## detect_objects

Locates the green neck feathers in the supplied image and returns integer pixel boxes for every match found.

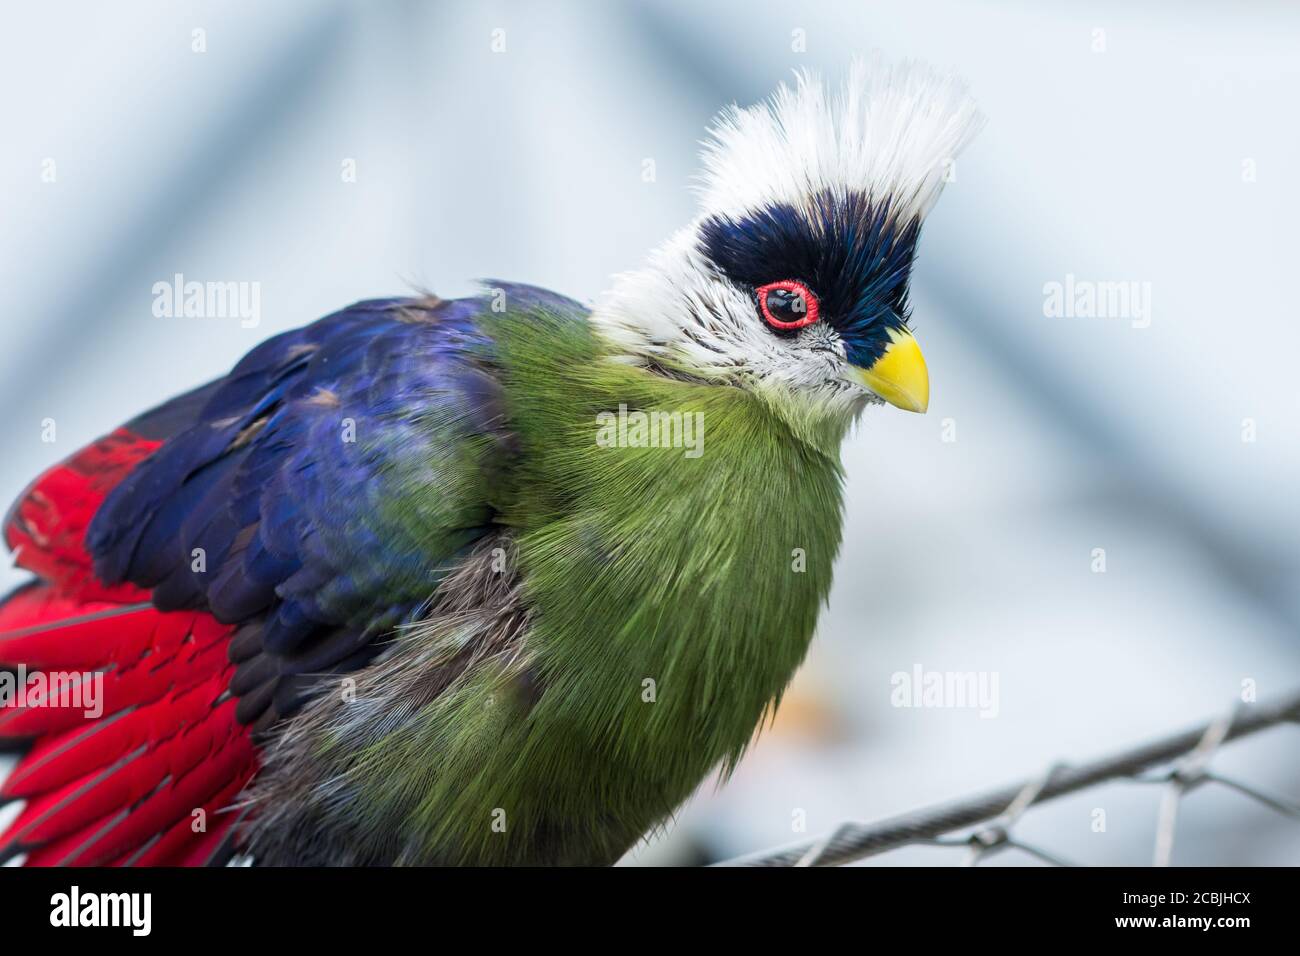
[349,306,851,864]
[482,307,849,858]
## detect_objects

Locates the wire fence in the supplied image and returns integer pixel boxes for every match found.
[716,688,1300,867]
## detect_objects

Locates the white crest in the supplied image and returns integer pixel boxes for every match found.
[591,56,983,422]
[698,55,984,224]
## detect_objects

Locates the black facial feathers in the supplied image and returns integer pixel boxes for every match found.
[698,190,920,368]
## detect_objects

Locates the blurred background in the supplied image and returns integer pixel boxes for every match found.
[1,0,1297,865]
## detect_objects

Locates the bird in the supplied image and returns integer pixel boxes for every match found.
[0,57,982,866]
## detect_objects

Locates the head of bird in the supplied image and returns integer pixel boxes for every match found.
[590,56,984,441]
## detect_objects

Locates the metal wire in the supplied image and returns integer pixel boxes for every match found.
[716,688,1300,867]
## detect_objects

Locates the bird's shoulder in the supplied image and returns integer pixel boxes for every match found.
[79,286,583,726]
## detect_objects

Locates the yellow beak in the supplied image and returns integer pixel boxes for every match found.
[850,328,930,413]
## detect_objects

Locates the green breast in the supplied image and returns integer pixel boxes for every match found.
[473,307,849,860]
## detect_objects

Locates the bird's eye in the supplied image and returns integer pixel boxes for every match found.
[756,280,819,331]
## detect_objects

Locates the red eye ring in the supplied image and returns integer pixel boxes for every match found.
[756,280,820,330]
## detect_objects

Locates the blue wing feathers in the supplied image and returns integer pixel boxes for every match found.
[83,288,587,725]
